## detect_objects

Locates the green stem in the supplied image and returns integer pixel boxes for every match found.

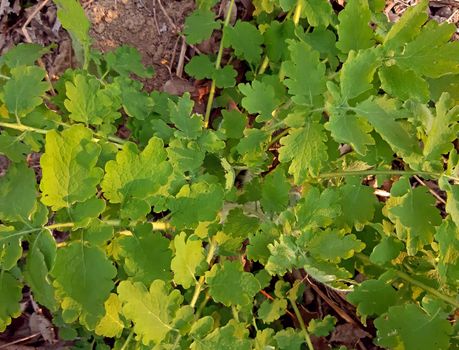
[258,55,270,76]
[0,121,127,148]
[267,128,290,149]
[203,0,236,128]
[356,253,459,309]
[293,0,303,26]
[120,329,134,350]
[190,239,217,308]
[0,74,10,80]
[288,296,314,350]
[318,169,459,182]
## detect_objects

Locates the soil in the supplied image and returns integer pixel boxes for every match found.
[83,0,196,91]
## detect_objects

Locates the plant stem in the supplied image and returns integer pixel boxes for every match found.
[288,296,314,350]
[267,128,290,149]
[356,253,459,309]
[0,74,11,80]
[203,0,235,128]
[190,238,217,308]
[318,169,459,182]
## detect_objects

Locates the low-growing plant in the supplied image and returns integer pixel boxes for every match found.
[0,0,458,349]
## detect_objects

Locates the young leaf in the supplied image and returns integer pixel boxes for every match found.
[278,121,328,184]
[118,280,183,346]
[282,40,326,106]
[51,242,116,329]
[0,43,49,68]
[307,315,336,337]
[0,226,22,271]
[258,298,288,323]
[224,21,264,65]
[389,187,442,255]
[105,46,154,78]
[40,125,103,211]
[219,109,246,139]
[169,93,202,139]
[336,0,374,53]
[0,271,22,332]
[191,320,252,350]
[95,293,124,338]
[379,65,429,102]
[171,232,205,289]
[223,208,260,238]
[375,304,452,350]
[184,9,220,45]
[206,260,261,306]
[101,137,172,204]
[239,80,280,122]
[4,66,48,118]
[0,133,31,162]
[303,0,333,28]
[307,230,365,263]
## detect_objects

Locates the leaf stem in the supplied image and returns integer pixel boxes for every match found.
[0,121,127,148]
[0,74,11,80]
[120,329,134,350]
[288,295,314,350]
[190,238,217,308]
[356,253,459,309]
[293,0,303,26]
[203,0,235,128]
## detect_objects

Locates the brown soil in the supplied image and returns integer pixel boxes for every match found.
[84,0,196,91]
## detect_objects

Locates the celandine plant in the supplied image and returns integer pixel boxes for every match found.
[0,0,458,349]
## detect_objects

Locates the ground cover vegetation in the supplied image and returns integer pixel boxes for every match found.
[0,0,458,348]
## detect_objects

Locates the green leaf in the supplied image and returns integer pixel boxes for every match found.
[95,293,124,338]
[383,0,428,50]
[347,280,397,322]
[0,162,36,222]
[223,208,260,238]
[260,167,290,213]
[116,224,172,285]
[64,73,118,125]
[54,0,91,48]
[24,230,57,311]
[379,65,429,102]
[434,218,459,287]
[105,46,154,78]
[118,280,183,346]
[308,230,365,263]
[169,93,202,139]
[51,242,116,329]
[263,20,295,62]
[258,298,287,323]
[307,315,336,337]
[394,21,459,78]
[439,179,459,227]
[0,43,49,68]
[191,320,252,350]
[4,66,48,118]
[101,137,171,205]
[225,21,264,65]
[389,187,442,255]
[0,271,22,332]
[337,178,376,230]
[282,40,326,106]
[303,0,333,27]
[0,133,31,162]
[375,304,452,350]
[185,55,236,88]
[219,109,246,139]
[355,97,422,160]
[369,236,404,265]
[40,125,103,211]
[274,328,304,350]
[0,226,22,270]
[236,129,271,170]
[295,187,341,230]
[423,93,459,162]
[167,139,206,173]
[184,9,220,45]
[168,181,224,229]
[278,121,328,184]
[340,48,381,101]
[171,232,205,289]
[336,0,374,53]
[239,80,279,122]
[206,260,261,306]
